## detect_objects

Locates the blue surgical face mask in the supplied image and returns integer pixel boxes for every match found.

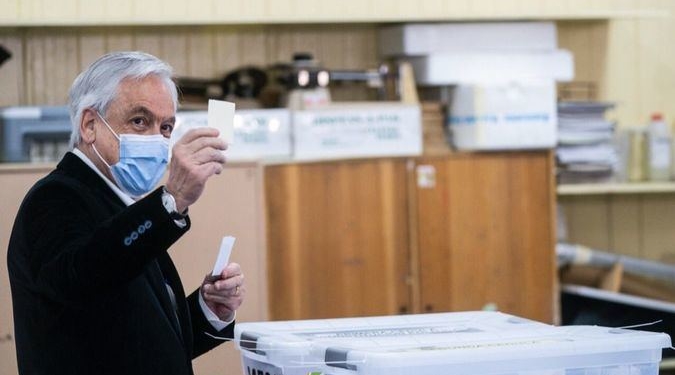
[92,111,169,198]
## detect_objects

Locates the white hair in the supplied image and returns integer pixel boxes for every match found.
[67,51,177,148]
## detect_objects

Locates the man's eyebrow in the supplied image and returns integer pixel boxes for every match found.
[127,106,175,123]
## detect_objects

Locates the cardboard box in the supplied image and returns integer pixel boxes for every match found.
[292,104,422,161]
[175,109,292,162]
[379,22,557,57]
[409,50,574,85]
[448,81,557,150]
[235,311,671,375]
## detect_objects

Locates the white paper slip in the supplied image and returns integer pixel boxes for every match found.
[208,99,235,144]
[212,236,236,277]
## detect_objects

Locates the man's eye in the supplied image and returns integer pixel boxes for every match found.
[132,117,148,126]
[161,123,174,135]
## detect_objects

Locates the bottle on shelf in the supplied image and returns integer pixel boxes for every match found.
[644,112,671,181]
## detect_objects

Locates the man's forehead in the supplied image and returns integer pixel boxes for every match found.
[110,77,176,119]
[125,105,176,121]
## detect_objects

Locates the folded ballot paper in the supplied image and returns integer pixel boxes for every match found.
[212,236,236,277]
[169,99,235,157]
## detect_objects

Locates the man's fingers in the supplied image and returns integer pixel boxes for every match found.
[213,274,244,291]
[177,127,220,145]
[192,147,227,165]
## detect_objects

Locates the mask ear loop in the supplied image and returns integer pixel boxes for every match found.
[91,110,120,168]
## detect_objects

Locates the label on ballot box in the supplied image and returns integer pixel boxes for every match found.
[234,311,671,375]
[292,104,422,161]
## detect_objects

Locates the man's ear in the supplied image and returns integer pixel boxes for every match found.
[79,108,97,144]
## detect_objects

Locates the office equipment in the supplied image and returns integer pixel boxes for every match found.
[0,106,71,163]
[235,311,671,375]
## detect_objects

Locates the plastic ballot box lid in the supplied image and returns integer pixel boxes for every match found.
[234,311,672,375]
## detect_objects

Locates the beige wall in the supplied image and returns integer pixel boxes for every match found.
[0,0,667,25]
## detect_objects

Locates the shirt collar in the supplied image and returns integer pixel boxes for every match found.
[72,148,136,206]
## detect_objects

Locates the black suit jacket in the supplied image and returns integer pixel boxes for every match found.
[7,152,233,375]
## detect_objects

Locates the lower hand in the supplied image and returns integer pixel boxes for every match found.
[200,263,245,322]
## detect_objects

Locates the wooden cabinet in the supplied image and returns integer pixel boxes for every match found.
[265,151,557,323]
[414,152,557,323]
[265,159,411,319]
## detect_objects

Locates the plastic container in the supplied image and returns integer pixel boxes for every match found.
[234,311,671,375]
[645,112,671,181]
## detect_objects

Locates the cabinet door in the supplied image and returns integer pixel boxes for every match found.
[414,152,556,323]
[266,159,411,320]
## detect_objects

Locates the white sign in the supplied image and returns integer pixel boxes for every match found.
[293,104,422,161]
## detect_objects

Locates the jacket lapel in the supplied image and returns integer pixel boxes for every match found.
[157,253,193,353]
[57,152,187,344]
[145,259,185,343]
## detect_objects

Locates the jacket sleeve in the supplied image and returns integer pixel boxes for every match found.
[186,288,235,358]
[16,183,190,306]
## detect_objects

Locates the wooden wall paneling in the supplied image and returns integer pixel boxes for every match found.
[605,19,641,125]
[186,27,217,78]
[608,195,643,258]
[0,166,53,375]
[559,196,612,250]
[212,27,243,75]
[556,20,609,95]
[635,4,672,123]
[43,31,79,105]
[159,30,188,76]
[24,29,46,104]
[0,31,24,106]
[265,159,410,320]
[343,26,378,69]
[132,28,164,62]
[77,28,107,72]
[265,25,300,66]
[104,28,134,52]
[640,195,675,263]
[236,27,268,67]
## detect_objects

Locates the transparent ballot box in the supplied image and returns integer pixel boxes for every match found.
[234,311,671,375]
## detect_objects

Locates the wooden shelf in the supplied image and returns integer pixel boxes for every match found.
[557,182,675,196]
[0,0,668,27]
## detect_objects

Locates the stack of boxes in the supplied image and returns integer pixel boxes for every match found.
[380,22,574,151]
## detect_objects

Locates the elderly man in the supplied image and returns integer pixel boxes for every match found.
[7,51,245,375]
